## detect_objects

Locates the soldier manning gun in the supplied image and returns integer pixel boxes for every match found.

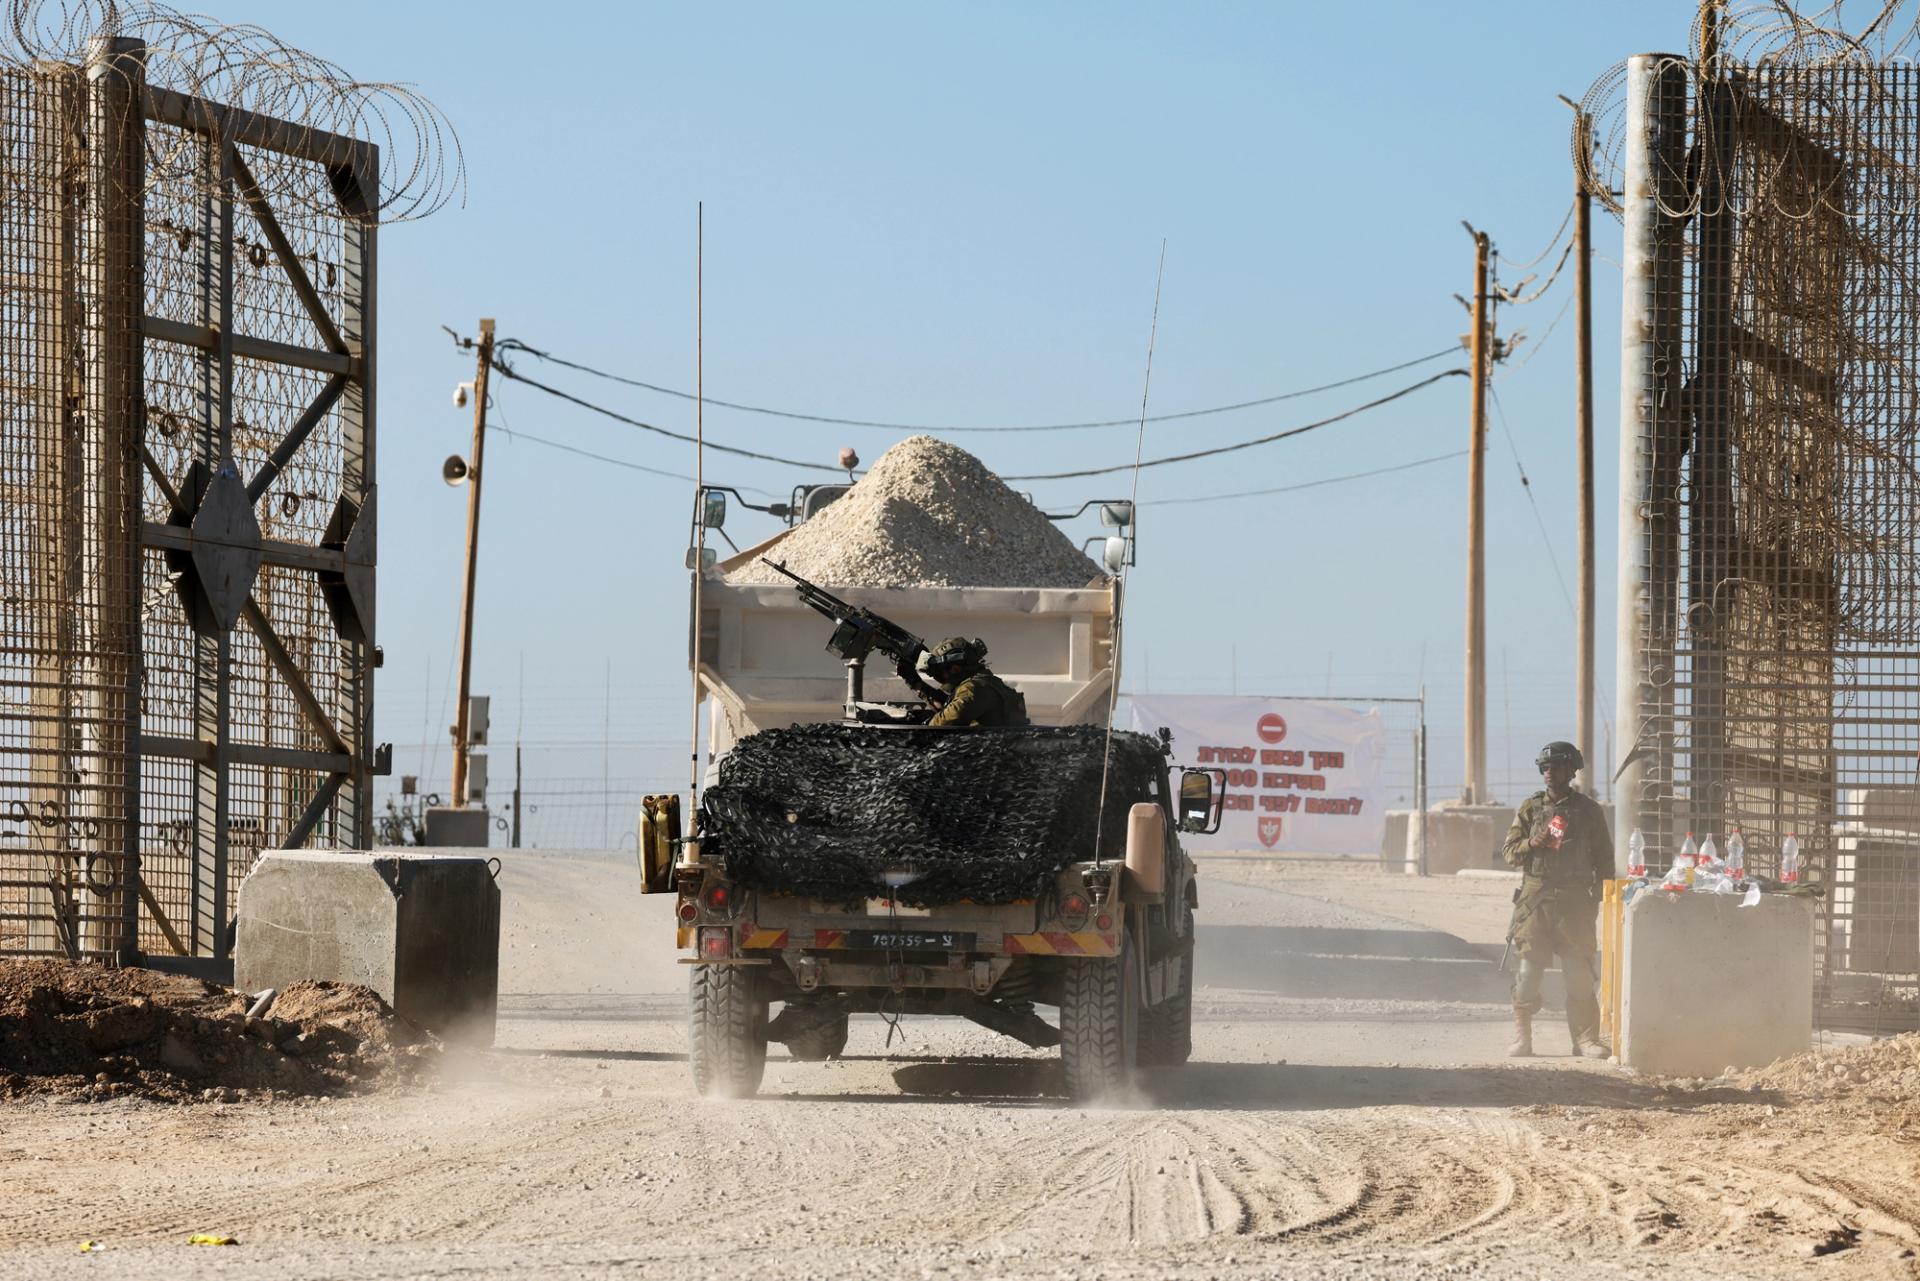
[760,558,936,722]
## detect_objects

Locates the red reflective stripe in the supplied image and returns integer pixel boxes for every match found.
[1049,932,1084,955]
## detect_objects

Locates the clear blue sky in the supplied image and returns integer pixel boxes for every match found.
[243,1,1705,841]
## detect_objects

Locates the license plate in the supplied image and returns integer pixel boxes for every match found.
[845,929,976,952]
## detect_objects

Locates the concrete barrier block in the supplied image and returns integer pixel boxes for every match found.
[1380,810,1412,872]
[1621,889,1813,1077]
[234,851,501,1044]
[1422,804,1516,877]
[424,806,491,847]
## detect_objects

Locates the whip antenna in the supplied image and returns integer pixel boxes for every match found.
[689,204,705,808]
[1093,241,1165,866]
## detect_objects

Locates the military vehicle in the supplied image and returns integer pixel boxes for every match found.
[639,470,1220,1100]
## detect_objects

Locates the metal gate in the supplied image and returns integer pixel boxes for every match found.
[1,36,381,967]
[1611,51,1920,1031]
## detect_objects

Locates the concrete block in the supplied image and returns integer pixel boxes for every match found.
[1422,804,1516,877]
[1620,889,1813,1077]
[424,806,491,847]
[1380,810,1411,872]
[234,851,501,1045]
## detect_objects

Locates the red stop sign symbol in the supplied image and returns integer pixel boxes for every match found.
[1257,713,1288,744]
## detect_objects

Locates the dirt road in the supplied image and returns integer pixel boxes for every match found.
[3,851,1916,1280]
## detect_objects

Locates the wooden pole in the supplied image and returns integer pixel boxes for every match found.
[449,318,494,808]
[1464,226,1491,804]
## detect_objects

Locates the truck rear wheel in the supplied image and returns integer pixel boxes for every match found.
[1060,931,1140,1102]
[1140,901,1194,1067]
[689,964,767,1098]
[782,1011,849,1061]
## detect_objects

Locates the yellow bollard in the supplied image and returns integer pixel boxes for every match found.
[1598,879,1626,1042]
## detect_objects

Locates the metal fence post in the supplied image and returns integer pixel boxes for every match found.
[1416,689,1429,876]
[84,36,146,960]
[1614,53,1689,878]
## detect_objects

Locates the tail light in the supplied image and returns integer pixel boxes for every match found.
[676,899,698,924]
[1058,892,1090,928]
[699,927,733,960]
[1095,913,1114,932]
[703,883,731,913]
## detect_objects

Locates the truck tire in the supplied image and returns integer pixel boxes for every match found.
[782,1011,849,1061]
[1060,931,1140,1102]
[1140,901,1194,1067]
[688,964,767,1097]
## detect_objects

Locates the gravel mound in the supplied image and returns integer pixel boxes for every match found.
[724,435,1104,588]
[699,723,1167,906]
[1742,1032,1920,1099]
[0,960,437,1103]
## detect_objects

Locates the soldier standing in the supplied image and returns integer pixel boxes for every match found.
[896,636,1030,727]
[1502,741,1613,1058]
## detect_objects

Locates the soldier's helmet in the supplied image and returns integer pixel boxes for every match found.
[925,636,988,679]
[1535,740,1585,772]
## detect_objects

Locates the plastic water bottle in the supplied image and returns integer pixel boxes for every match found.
[1628,828,1647,879]
[1781,833,1801,884]
[1662,832,1698,892]
[1726,828,1746,882]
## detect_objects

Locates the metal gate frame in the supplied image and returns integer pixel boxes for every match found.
[1614,52,1920,1032]
[2,36,383,969]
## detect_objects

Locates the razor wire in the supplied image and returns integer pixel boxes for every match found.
[2,0,462,224]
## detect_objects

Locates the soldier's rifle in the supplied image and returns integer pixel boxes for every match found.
[1500,842,1542,974]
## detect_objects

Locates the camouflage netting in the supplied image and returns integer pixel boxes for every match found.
[699,725,1167,907]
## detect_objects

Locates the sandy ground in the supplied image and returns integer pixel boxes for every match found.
[3,850,1917,1280]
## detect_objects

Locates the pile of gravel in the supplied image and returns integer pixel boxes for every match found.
[699,723,1167,907]
[724,435,1105,588]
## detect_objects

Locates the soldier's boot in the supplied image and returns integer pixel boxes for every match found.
[1507,1009,1534,1057]
[1571,1031,1611,1059]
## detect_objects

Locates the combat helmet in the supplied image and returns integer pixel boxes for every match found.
[924,636,988,679]
[1534,740,1585,772]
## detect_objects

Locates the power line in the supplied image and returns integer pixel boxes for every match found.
[493,336,1462,433]
[1496,292,1575,382]
[1497,197,1578,272]
[487,423,693,483]
[487,393,779,495]
[1003,369,1467,480]
[485,356,846,473]
[1488,384,1573,615]
[1497,235,1576,306]
[1144,449,1467,506]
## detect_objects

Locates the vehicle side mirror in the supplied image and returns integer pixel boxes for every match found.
[1177,768,1223,834]
[701,490,727,530]
[685,545,717,571]
[1102,535,1128,574]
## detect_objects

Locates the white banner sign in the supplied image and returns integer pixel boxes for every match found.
[1128,696,1386,854]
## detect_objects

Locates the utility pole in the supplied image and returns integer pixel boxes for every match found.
[1573,106,1597,795]
[1463,225,1491,805]
[449,318,494,808]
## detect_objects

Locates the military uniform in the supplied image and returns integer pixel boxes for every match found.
[928,668,1030,727]
[1502,787,1612,1050]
